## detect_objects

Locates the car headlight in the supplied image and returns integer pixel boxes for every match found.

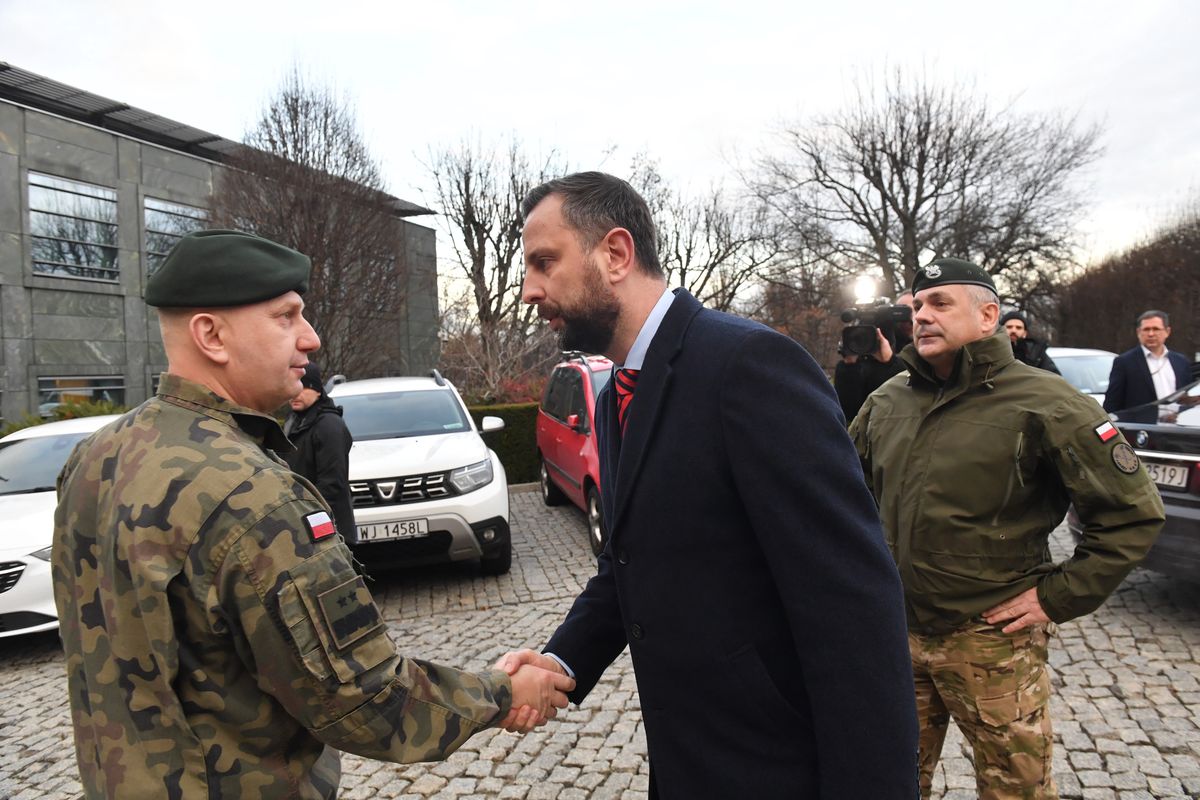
[450,459,494,494]
[30,546,53,562]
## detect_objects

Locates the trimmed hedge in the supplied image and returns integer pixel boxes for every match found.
[469,401,539,484]
[0,400,130,438]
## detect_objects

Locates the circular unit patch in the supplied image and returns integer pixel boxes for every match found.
[1111,442,1140,474]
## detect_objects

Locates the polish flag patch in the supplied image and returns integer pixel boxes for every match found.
[304,511,336,540]
[1094,422,1118,443]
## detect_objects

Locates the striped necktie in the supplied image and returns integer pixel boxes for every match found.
[614,368,640,434]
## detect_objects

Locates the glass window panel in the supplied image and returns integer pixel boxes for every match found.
[29,186,118,224]
[30,210,119,246]
[145,196,207,220]
[29,172,116,201]
[143,198,207,277]
[145,208,205,237]
[37,376,126,416]
[145,230,179,255]
[31,237,118,268]
[27,172,120,281]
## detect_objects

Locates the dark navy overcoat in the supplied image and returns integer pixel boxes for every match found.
[545,290,918,798]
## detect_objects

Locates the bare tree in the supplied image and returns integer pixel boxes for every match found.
[209,68,410,378]
[629,156,781,312]
[425,137,564,402]
[749,70,1102,300]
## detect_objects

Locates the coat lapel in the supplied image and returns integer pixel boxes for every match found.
[609,290,702,537]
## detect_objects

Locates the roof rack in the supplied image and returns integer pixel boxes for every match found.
[561,351,591,364]
[429,369,446,386]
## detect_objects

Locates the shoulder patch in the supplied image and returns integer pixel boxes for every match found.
[1111,442,1140,474]
[317,576,384,650]
[1094,421,1119,442]
[304,511,336,540]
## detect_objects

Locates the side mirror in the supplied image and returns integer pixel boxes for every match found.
[480,415,505,433]
[566,413,584,432]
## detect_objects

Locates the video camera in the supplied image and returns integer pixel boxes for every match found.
[840,301,913,357]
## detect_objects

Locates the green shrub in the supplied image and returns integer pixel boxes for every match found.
[468,401,539,484]
[1,400,129,438]
[53,399,129,420]
[0,413,50,438]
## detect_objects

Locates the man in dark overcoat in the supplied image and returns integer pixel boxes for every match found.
[498,172,918,798]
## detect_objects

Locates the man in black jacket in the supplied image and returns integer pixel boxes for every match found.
[285,363,356,543]
[1001,310,1060,374]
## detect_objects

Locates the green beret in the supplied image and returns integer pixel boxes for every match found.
[145,229,310,308]
[910,257,996,295]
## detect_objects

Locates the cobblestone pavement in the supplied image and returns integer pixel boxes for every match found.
[1,488,1198,799]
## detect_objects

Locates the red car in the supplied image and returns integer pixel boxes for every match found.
[536,353,612,555]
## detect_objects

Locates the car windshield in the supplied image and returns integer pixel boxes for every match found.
[336,389,470,440]
[1056,354,1115,395]
[0,431,90,496]
[590,367,612,400]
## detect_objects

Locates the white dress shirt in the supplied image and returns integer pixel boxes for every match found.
[1143,346,1177,399]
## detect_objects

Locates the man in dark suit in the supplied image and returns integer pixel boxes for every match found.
[1104,310,1192,415]
[498,172,917,798]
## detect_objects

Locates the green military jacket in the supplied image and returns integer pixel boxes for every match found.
[849,332,1164,635]
[53,374,512,799]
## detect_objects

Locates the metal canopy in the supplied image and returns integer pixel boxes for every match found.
[0,62,433,217]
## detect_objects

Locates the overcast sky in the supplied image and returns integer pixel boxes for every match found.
[3,0,1197,265]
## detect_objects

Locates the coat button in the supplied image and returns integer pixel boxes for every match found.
[617,549,629,565]
[630,623,644,640]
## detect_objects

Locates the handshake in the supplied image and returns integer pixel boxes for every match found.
[494,649,575,734]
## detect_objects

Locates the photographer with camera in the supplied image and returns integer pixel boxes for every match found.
[834,292,914,423]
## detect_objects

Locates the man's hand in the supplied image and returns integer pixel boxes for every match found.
[495,649,566,677]
[983,586,1050,633]
[501,663,574,733]
[875,328,894,363]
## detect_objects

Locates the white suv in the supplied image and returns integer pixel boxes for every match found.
[328,372,511,574]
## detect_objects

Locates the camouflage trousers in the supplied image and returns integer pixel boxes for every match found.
[910,621,1058,800]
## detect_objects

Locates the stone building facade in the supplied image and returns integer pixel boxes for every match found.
[0,63,438,424]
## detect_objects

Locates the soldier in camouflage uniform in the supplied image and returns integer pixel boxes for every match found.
[52,229,573,799]
[850,258,1164,800]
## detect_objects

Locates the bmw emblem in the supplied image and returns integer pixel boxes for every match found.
[1135,430,1149,447]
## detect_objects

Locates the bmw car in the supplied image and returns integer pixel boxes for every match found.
[1068,379,1200,582]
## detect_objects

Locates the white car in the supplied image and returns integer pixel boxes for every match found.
[328,373,511,574]
[1046,346,1117,405]
[0,414,120,638]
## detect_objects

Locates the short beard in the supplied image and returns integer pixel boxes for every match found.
[558,259,620,354]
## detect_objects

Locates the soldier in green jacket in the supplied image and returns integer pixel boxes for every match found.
[849,258,1164,800]
[52,230,573,799]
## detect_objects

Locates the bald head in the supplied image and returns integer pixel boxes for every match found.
[157,293,321,413]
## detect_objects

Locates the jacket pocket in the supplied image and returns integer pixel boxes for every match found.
[277,546,394,684]
[726,643,802,728]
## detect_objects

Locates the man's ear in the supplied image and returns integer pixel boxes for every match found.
[981,301,1000,333]
[599,227,636,284]
[188,312,231,365]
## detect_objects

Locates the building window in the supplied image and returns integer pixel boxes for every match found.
[28,172,119,282]
[37,376,126,417]
[144,197,208,276]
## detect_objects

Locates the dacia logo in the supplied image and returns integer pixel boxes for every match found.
[376,481,397,501]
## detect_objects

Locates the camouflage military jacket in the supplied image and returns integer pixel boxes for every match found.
[53,374,512,799]
[850,332,1164,634]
